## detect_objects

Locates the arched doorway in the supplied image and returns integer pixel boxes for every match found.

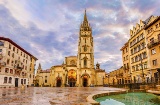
[83,77,88,87]
[81,73,90,87]
[69,78,76,87]
[15,78,18,87]
[56,78,62,87]
[68,69,76,87]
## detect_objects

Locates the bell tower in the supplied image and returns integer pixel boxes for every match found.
[77,10,95,87]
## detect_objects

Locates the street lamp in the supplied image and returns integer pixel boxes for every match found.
[102,76,104,86]
[108,74,110,87]
[140,57,145,84]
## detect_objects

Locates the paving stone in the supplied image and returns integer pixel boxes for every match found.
[0,87,125,104]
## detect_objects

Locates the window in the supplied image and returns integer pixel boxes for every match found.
[45,76,47,83]
[132,66,135,71]
[137,36,139,42]
[0,41,4,46]
[84,45,87,52]
[124,57,125,61]
[144,63,147,69]
[10,69,13,74]
[30,74,31,78]
[9,44,11,49]
[132,58,134,63]
[141,43,144,49]
[4,77,7,83]
[0,67,1,72]
[13,47,15,51]
[153,59,157,66]
[151,49,156,55]
[7,59,10,65]
[21,79,23,84]
[138,45,141,51]
[17,49,19,53]
[150,38,154,44]
[143,52,147,59]
[5,68,9,73]
[126,55,128,60]
[131,49,133,55]
[84,59,87,67]
[9,77,12,83]
[8,51,10,56]
[135,56,138,62]
[12,53,14,58]
[24,79,26,84]
[0,49,2,52]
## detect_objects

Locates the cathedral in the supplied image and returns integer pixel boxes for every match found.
[36,10,106,87]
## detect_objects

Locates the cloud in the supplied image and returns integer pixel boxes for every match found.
[0,0,160,73]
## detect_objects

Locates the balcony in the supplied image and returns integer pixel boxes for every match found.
[0,61,6,67]
[147,39,160,49]
[14,64,23,70]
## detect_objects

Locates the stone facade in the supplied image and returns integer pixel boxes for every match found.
[35,10,106,87]
[0,37,37,88]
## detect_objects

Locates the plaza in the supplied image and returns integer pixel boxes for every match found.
[0,87,126,105]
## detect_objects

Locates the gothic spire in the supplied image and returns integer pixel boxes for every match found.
[84,9,88,22]
[38,63,42,70]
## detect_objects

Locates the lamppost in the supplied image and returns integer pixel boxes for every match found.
[108,74,110,87]
[129,73,132,90]
[102,76,104,86]
[140,57,145,84]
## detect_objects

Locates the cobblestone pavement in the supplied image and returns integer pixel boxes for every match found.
[0,87,125,105]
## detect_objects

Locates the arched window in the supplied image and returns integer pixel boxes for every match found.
[21,79,23,84]
[84,45,87,52]
[24,79,26,84]
[4,77,7,83]
[9,77,12,83]
[84,59,87,67]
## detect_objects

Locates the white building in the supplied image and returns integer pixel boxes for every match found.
[0,37,37,88]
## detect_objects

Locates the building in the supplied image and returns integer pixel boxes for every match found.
[35,10,106,87]
[34,64,50,87]
[145,16,160,84]
[129,19,149,83]
[120,42,131,84]
[0,37,37,88]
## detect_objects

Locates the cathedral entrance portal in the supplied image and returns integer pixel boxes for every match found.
[68,69,76,87]
[83,77,88,87]
[81,73,90,87]
[69,78,76,87]
[56,77,62,87]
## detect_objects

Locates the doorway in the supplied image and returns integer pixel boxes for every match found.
[83,78,88,87]
[56,79,61,87]
[15,78,18,87]
[69,78,76,87]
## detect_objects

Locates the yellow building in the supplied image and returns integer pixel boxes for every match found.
[0,37,37,88]
[120,42,131,84]
[35,10,106,87]
[129,18,149,83]
[35,64,50,87]
[145,16,160,83]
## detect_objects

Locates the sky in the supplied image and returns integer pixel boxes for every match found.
[0,0,160,72]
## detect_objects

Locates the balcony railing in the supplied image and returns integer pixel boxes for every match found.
[14,65,23,70]
[0,60,6,67]
[0,62,6,66]
[147,39,160,49]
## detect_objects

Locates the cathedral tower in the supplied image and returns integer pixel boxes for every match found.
[77,10,95,87]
